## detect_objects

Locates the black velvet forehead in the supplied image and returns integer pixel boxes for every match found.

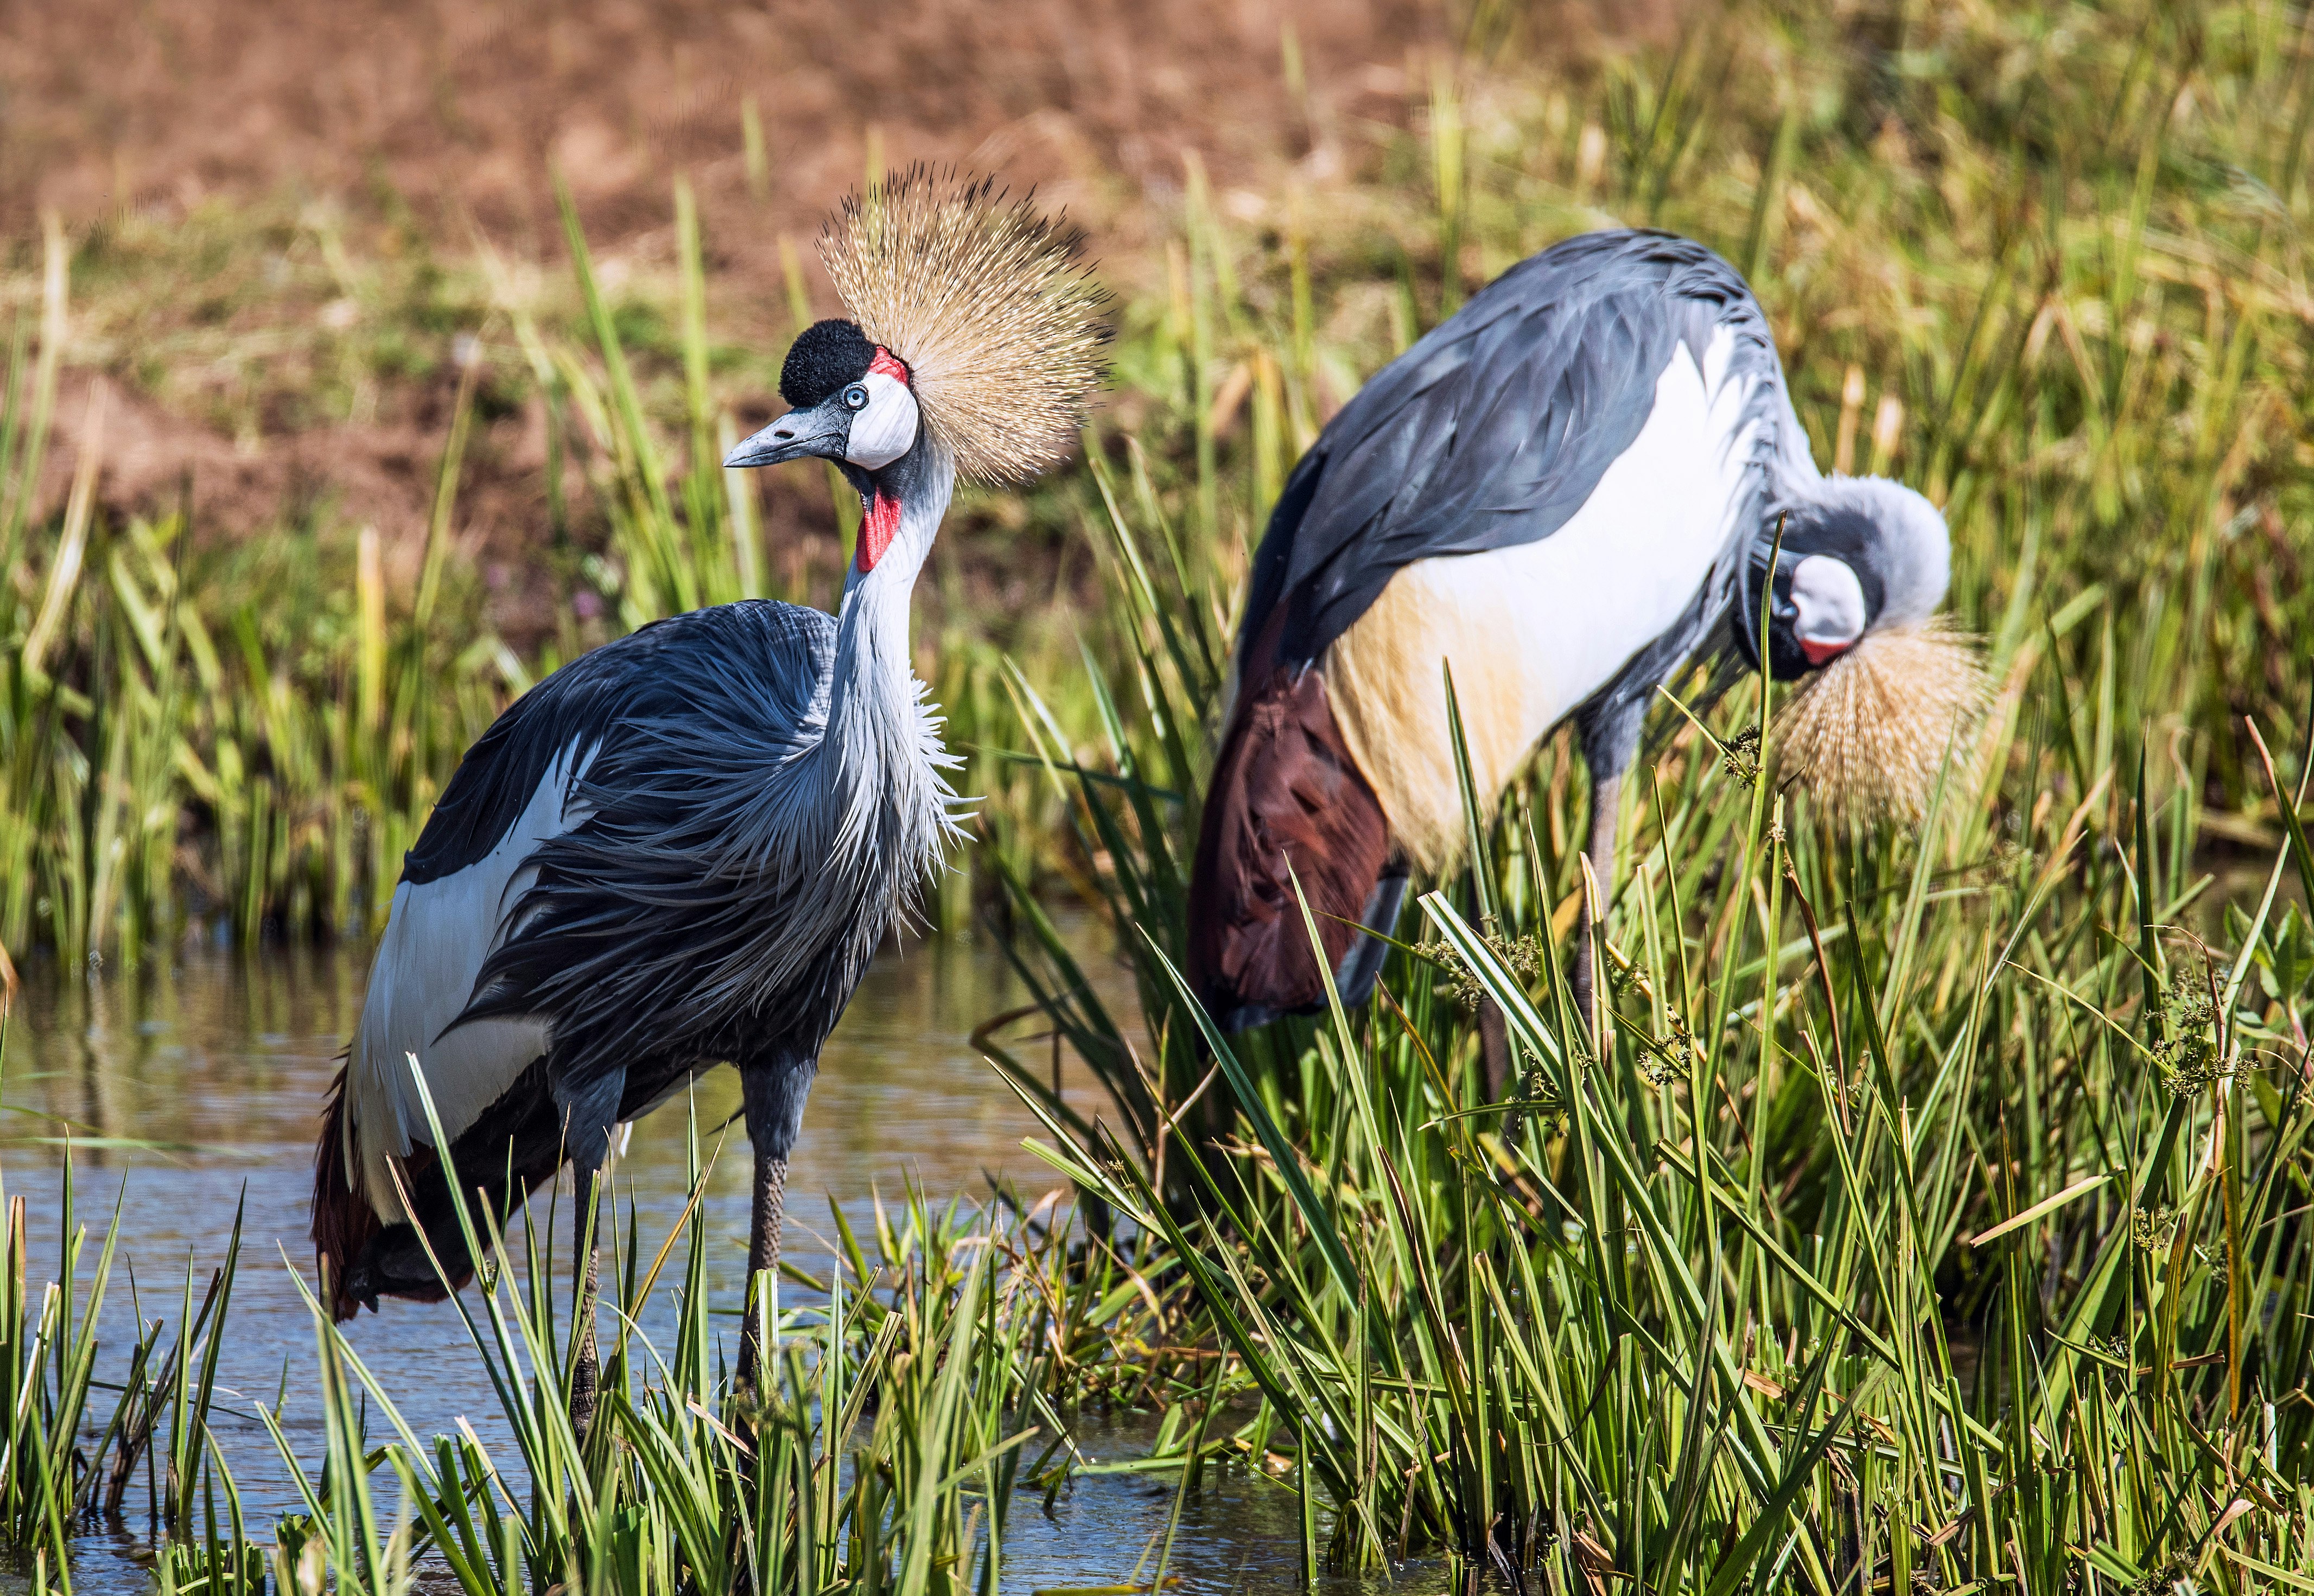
[780,319,875,408]
[1780,504,1874,562]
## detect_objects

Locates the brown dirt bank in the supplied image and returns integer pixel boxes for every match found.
[2,0,1668,641]
[8,0,1458,241]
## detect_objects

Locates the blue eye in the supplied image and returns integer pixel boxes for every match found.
[843,384,869,411]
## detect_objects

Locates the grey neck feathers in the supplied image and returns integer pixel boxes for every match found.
[1788,474,1950,630]
[1764,406,1951,633]
[819,441,964,908]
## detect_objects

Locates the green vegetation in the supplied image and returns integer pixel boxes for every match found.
[0,181,1079,963]
[995,471,2314,1581]
[251,1085,1088,1596]
[997,0,2314,1583]
[0,1078,1185,1594]
[4,0,2314,1588]
[4,2,2311,969]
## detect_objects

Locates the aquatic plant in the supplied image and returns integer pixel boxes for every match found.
[0,1063,1175,1593]
[257,1083,1079,1596]
[0,1089,257,1591]
[0,0,2310,1586]
[979,4,2314,1580]
[7,1,2311,981]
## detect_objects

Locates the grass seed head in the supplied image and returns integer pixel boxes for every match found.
[1773,619,1991,827]
[819,167,1111,486]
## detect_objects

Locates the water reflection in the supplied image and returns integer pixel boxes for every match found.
[2,920,1454,1593]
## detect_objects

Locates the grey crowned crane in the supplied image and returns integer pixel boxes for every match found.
[1186,228,1982,1035]
[311,173,1107,1425]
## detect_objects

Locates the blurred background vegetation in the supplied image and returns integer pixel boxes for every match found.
[3,0,2309,972]
[3,0,2314,1589]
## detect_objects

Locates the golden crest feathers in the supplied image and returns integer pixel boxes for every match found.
[1774,620,1991,826]
[819,168,1110,486]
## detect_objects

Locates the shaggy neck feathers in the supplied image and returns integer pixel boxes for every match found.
[821,440,962,908]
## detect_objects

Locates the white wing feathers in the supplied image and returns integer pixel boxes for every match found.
[345,739,596,1220]
[1321,325,1765,873]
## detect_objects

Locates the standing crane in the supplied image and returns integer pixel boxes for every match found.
[1187,228,1981,1041]
[312,173,1107,1428]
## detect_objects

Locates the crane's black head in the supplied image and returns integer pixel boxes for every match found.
[724,319,920,480]
[779,319,877,408]
[1737,479,1951,680]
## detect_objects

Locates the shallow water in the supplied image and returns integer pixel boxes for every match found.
[2,920,1447,1593]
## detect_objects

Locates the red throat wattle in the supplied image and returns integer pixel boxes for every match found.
[855,345,910,573]
[858,490,901,572]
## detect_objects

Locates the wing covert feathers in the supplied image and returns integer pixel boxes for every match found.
[1773,620,1990,825]
[1322,565,1534,876]
[1235,228,1781,673]
[821,168,1109,486]
[1186,665,1392,1025]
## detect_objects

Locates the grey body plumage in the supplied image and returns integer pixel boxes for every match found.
[1192,228,1961,1038]
[316,174,1105,1429]
[471,455,961,1120]
[1237,232,1823,832]
[327,438,962,1318]
[1241,231,1802,679]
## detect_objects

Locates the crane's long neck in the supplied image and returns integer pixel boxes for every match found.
[829,444,952,724]
[814,444,958,907]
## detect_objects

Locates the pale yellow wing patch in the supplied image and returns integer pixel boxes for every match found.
[1324,563,1536,876]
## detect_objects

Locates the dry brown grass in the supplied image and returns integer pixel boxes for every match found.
[0,0,1597,633]
[1,0,1452,238]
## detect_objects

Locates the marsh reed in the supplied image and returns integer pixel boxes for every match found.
[2,0,2312,1587]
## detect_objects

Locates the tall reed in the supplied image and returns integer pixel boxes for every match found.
[250,1077,1164,1596]
[0,1041,1169,1591]
[0,1082,257,1591]
[8,0,2305,980]
[977,2,2314,1579]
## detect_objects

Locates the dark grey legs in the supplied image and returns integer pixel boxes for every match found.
[1478,764,1619,1099]
[737,1055,817,1392]
[1481,764,1616,1099]
[1334,867,1411,1010]
[1571,769,1620,1035]
[1478,997,1514,1101]
[570,1158,604,1441]
[1572,670,1651,1044]
[552,1065,624,1445]
[738,1153,790,1391]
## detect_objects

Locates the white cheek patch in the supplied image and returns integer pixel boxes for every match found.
[845,372,919,469]
[1790,555,1869,664]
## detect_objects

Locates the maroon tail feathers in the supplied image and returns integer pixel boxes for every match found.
[1186,662,1392,1028]
[313,1057,563,1322]
[311,1064,435,1321]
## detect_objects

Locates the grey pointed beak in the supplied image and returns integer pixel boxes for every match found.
[724,402,850,468]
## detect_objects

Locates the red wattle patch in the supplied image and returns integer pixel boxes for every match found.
[858,490,901,572]
[868,347,910,384]
[1801,636,1852,666]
